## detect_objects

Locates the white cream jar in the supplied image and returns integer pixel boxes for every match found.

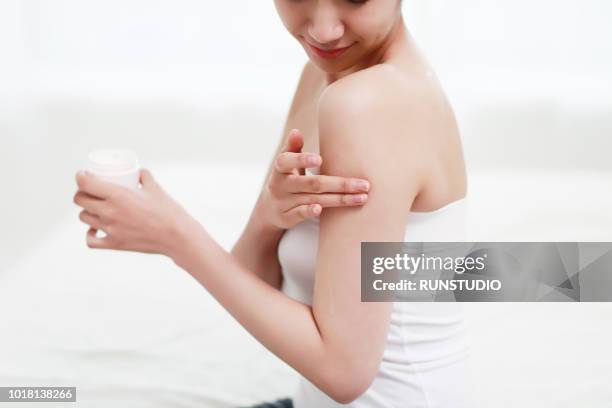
[84,148,141,238]
[85,148,141,190]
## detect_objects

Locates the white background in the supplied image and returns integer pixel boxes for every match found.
[2,0,612,264]
[1,1,611,407]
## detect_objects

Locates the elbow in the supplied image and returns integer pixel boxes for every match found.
[321,365,376,404]
[326,378,372,404]
[328,387,366,405]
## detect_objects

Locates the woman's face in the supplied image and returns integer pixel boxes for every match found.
[274,0,402,73]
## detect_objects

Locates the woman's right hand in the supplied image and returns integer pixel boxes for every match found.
[258,129,370,230]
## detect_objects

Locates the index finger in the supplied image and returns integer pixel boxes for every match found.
[284,129,304,154]
[75,170,124,199]
[275,152,322,174]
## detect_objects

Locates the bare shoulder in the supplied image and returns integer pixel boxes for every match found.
[316,62,448,157]
[316,63,442,179]
[316,63,466,206]
[297,60,325,97]
[284,61,323,119]
[318,63,440,121]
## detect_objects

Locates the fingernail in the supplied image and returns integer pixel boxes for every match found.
[308,155,321,166]
[313,205,321,214]
[354,180,370,191]
[353,194,367,203]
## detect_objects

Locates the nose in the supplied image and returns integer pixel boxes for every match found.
[307,5,345,46]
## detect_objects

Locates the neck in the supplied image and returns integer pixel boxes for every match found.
[324,14,408,85]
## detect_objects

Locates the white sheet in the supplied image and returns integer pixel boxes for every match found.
[1,163,611,407]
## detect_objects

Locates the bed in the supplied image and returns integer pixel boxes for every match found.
[1,163,611,407]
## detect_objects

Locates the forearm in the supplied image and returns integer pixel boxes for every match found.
[169,221,339,395]
[230,197,285,289]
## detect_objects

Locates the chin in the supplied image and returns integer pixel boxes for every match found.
[309,60,335,72]
[306,53,352,72]
[313,61,355,76]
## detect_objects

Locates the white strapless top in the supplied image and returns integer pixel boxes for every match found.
[277,169,473,408]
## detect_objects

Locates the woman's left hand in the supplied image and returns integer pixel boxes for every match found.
[73,169,195,256]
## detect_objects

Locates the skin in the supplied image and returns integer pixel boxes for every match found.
[73,0,467,403]
[232,127,371,289]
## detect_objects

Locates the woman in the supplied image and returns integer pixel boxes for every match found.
[73,0,472,407]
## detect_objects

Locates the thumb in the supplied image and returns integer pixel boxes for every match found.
[285,129,304,153]
[139,168,158,188]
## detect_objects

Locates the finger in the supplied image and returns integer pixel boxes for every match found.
[285,129,306,175]
[139,168,157,190]
[287,192,368,210]
[78,210,105,230]
[283,204,322,225]
[73,191,106,214]
[284,174,370,194]
[75,170,124,199]
[86,227,112,249]
[285,129,304,154]
[275,152,322,174]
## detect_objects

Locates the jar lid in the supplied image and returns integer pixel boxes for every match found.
[87,149,140,173]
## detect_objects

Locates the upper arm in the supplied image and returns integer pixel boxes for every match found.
[312,70,429,402]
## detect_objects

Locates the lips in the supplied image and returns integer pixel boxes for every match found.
[307,42,353,59]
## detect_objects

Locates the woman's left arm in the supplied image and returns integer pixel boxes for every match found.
[73,70,429,405]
